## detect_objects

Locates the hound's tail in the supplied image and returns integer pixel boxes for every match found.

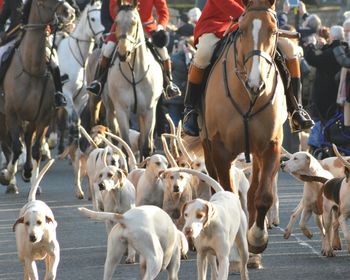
[298,174,329,184]
[78,207,124,223]
[28,159,55,202]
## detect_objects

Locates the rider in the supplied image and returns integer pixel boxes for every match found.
[87,0,181,99]
[0,0,67,108]
[182,0,315,136]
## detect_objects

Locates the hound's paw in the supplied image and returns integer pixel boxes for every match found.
[301,228,313,239]
[125,256,135,264]
[283,229,291,239]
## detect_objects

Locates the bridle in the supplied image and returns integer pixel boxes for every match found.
[115,6,144,62]
[233,6,279,96]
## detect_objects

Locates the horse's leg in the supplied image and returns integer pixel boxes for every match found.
[211,135,238,192]
[22,123,35,183]
[139,109,156,158]
[31,125,49,190]
[202,139,218,181]
[105,98,119,137]
[2,113,23,186]
[248,140,280,254]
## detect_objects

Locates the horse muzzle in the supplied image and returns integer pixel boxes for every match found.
[245,79,266,97]
[118,51,130,62]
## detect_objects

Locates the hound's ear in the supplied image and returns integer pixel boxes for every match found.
[180,202,188,218]
[203,202,214,228]
[13,217,24,232]
[345,167,350,182]
[46,216,54,224]
[137,157,150,168]
[115,169,126,186]
[306,154,311,167]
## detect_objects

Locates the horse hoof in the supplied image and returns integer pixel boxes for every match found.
[0,170,11,186]
[21,169,31,183]
[5,184,19,194]
[247,254,263,269]
[248,240,268,254]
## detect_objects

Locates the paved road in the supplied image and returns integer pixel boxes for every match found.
[0,158,349,280]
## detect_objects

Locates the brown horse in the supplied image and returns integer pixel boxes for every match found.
[1,0,74,191]
[201,0,287,254]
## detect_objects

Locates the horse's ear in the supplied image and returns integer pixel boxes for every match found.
[117,0,122,8]
[89,0,95,5]
[132,0,138,8]
[242,0,251,7]
[267,0,276,8]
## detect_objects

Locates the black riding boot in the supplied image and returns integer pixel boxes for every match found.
[87,56,110,96]
[163,59,181,100]
[287,78,314,133]
[51,66,67,108]
[183,82,201,136]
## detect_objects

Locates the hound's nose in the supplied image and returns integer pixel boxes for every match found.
[99,182,106,191]
[173,185,180,193]
[29,234,37,243]
[184,227,193,237]
[280,162,286,170]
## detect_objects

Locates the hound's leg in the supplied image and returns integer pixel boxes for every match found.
[338,213,350,252]
[284,199,303,239]
[197,252,208,280]
[299,207,313,239]
[235,211,249,280]
[321,206,334,257]
[25,259,39,280]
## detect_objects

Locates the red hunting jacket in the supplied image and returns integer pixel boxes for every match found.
[194,0,245,45]
[109,0,169,34]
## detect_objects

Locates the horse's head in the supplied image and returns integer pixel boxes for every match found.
[83,0,105,43]
[235,0,278,98]
[115,0,142,62]
[33,0,75,26]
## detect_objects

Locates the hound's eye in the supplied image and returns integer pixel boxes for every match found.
[196,163,201,167]
[170,175,174,180]
[99,174,102,178]
[180,175,184,180]
[25,221,30,226]
[293,158,297,160]
[107,172,113,178]
[180,163,186,167]
[155,162,161,166]
[37,221,42,225]
[196,213,204,219]
[184,213,188,217]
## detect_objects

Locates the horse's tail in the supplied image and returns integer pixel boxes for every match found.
[182,135,204,159]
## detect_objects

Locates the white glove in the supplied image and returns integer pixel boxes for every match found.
[156,25,164,31]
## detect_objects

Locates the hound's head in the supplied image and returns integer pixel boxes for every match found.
[96,166,126,191]
[280,151,313,175]
[142,154,168,177]
[162,170,191,194]
[13,209,55,244]
[182,199,214,239]
[90,125,109,147]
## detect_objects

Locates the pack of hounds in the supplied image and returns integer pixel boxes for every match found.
[11,115,350,280]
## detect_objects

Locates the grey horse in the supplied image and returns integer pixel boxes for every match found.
[1,0,75,192]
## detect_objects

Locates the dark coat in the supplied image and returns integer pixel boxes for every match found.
[304,40,342,121]
[0,0,29,33]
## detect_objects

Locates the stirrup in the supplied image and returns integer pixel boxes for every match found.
[54,92,67,108]
[164,83,182,100]
[87,81,102,96]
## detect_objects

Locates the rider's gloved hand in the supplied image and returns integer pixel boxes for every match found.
[151,25,169,48]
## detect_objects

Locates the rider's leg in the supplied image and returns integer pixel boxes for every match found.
[183,33,220,136]
[87,41,115,96]
[156,46,181,99]
[49,60,67,108]
[278,37,314,132]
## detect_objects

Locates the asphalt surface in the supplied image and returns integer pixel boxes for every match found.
[0,157,350,280]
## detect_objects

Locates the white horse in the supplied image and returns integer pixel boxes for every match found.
[56,0,104,151]
[106,0,163,158]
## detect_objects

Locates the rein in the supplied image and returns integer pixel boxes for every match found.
[223,7,279,163]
